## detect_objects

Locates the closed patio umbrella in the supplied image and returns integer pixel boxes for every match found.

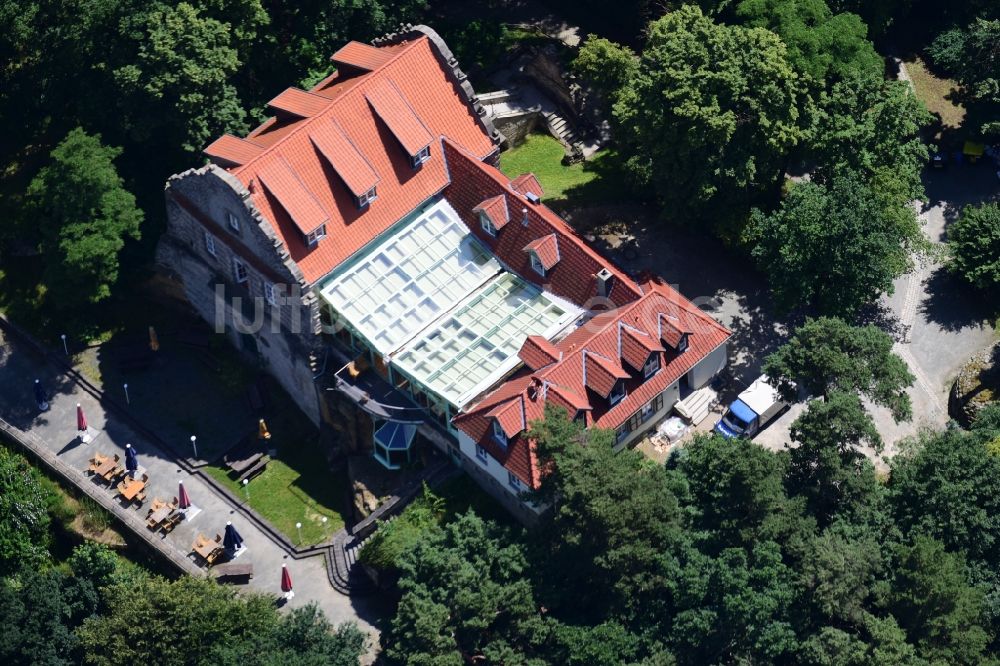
[76,404,91,443]
[148,326,160,352]
[33,379,48,411]
[125,444,138,477]
[280,563,294,597]
[178,481,191,509]
[258,418,271,440]
[223,521,244,551]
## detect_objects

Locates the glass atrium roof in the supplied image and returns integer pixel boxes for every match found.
[393,272,580,409]
[319,199,501,354]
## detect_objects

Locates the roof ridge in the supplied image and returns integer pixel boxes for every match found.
[232,37,428,177]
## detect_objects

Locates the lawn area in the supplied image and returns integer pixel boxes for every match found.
[499,133,627,209]
[203,432,349,546]
[905,56,966,130]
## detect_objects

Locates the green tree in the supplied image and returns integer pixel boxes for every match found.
[948,202,1000,293]
[0,566,98,666]
[808,72,931,203]
[573,35,639,114]
[531,406,692,630]
[927,19,1000,136]
[27,128,142,307]
[763,317,915,421]
[0,448,51,575]
[112,2,247,154]
[385,511,548,665]
[787,391,884,523]
[888,535,991,664]
[79,574,366,666]
[734,0,882,82]
[748,171,920,316]
[612,4,810,228]
[671,433,812,552]
[889,426,1000,568]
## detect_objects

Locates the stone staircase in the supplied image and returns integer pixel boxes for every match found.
[541,110,588,158]
[674,386,719,426]
[326,530,378,596]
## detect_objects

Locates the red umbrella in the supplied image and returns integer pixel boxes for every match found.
[280,563,293,593]
[76,404,87,432]
[178,481,191,510]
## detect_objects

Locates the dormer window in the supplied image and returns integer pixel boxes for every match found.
[529,251,546,277]
[677,334,689,353]
[480,213,497,237]
[411,145,431,168]
[643,353,660,378]
[357,186,377,209]
[305,224,327,247]
[609,379,626,406]
[492,419,508,447]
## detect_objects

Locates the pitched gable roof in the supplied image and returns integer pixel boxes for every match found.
[257,158,330,235]
[518,335,561,370]
[619,323,663,371]
[267,87,331,118]
[473,195,509,229]
[204,36,497,284]
[524,234,560,270]
[365,78,434,156]
[510,173,543,198]
[487,397,526,437]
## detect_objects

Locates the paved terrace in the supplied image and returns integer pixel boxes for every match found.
[0,323,383,640]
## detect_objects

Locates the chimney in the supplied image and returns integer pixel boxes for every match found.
[595,268,614,298]
[525,192,541,205]
[521,207,529,226]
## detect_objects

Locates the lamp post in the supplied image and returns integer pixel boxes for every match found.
[190,435,198,459]
[296,521,303,546]
[60,334,68,355]
[322,516,328,536]
[242,478,249,501]
[123,383,130,405]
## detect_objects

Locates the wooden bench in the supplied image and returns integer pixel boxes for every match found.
[213,562,254,582]
[223,435,265,476]
[237,456,269,483]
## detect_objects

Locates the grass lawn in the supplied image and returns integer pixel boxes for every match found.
[905,56,966,130]
[499,133,628,209]
[204,435,348,546]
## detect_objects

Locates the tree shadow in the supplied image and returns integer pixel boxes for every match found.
[919,267,994,333]
[856,301,909,343]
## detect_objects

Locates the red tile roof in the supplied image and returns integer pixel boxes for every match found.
[473,195,509,230]
[257,158,329,235]
[331,41,397,72]
[205,36,496,284]
[364,78,434,156]
[455,278,731,488]
[441,139,643,309]
[204,134,264,167]
[510,173,543,198]
[267,87,332,118]
[518,335,561,370]
[524,234,560,270]
[620,323,663,372]
[309,119,378,198]
[487,398,526,437]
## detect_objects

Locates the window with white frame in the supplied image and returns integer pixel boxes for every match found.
[475,444,489,464]
[263,282,277,305]
[232,258,248,284]
[357,186,377,208]
[643,353,660,378]
[480,212,497,237]
[411,145,431,167]
[677,334,689,352]
[609,379,626,406]
[529,251,545,277]
[305,224,327,247]
[492,419,508,447]
[508,471,523,491]
[204,232,217,257]
[227,211,240,232]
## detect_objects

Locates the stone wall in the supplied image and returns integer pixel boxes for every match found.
[156,166,324,426]
[492,111,541,148]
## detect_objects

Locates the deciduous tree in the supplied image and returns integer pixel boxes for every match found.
[947,202,1000,293]
[27,128,142,306]
[763,317,914,421]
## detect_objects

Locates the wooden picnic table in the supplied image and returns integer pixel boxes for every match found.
[192,534,223,565]
[95,458,119,481]
[118,477,145,501]
[146,506,173,528]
